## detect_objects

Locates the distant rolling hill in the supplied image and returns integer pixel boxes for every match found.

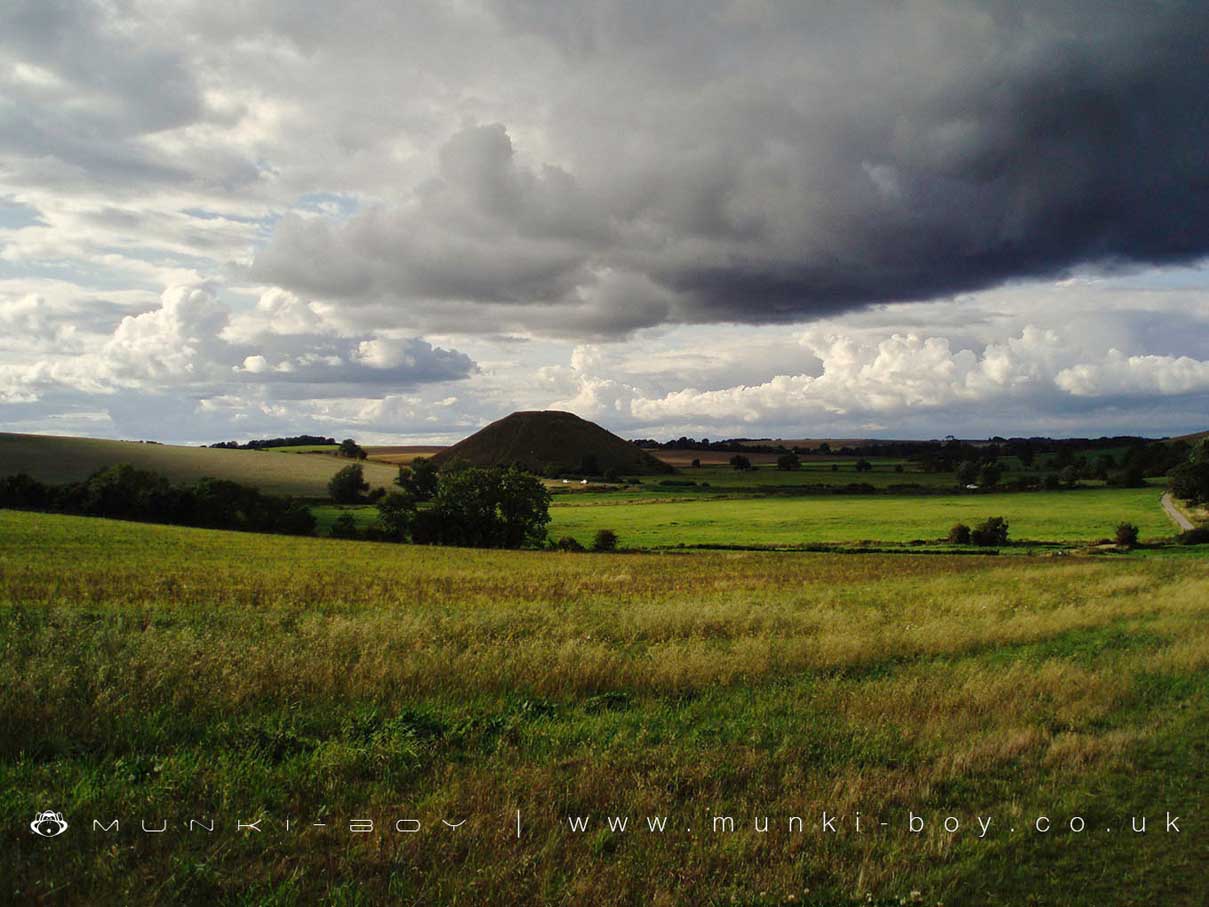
[432,411,674,475]
[0,433,399,498]
[1170,429,1209,445]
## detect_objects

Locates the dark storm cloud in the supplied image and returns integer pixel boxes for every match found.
[246,0,1209,333]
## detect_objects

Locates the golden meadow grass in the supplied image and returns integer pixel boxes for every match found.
[2,510,1207,905]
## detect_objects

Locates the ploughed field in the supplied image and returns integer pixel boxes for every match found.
[2,510,1207,905]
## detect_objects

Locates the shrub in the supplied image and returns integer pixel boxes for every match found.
[1169,460,1209,504]
[1043,473,1062,490]
[592,529,619,552]
[948,522,972,544]
[1109,465,1148,488]
[1114,522,1140,547]
[603,467,621,483]
[0,473,53,509]
[971,516,1009,546]
[776,453,801,471]
[729,454,753,471]
[328,513,361,539]
[555,536,585,552]
[1177,527,1209,545]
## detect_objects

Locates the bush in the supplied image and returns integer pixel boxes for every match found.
[0,473,52,509]
[776,453,801,471]
[1114,522,1140,547]
[328,464,369,503]
[1043,473,1062,490]
[603,467,620,483]
[555,536,585,552]
[329,513,361,539]
[971,516,1009,546]
[948,522,972,544]
[1177,527,1209,545]
[1169,460,1209,505]
[592,529,619,552]
[729,454,753,471]
[1108,465,1147,488]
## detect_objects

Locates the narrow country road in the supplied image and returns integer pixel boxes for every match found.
[1161,492,1195,531]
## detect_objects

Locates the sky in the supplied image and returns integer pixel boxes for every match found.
[2,0,1208,445]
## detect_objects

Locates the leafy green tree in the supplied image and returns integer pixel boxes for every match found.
[396,457,439,501]
[854,458,873,473]
[1059,465,1080,488]
[328,464,369,503]
[1169,460,1209,504]
[729,454,753,471]
[776,452,801,471]
[497,466,553,548]
[956,460,980,485]
[338,438,367,459]
[418,466,551,548]
[376,491,417,541]
[977,461,1003,487]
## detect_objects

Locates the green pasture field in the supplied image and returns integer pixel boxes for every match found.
[1,509,1206,904]
[547,485,1174,548]
[0,433,398,499]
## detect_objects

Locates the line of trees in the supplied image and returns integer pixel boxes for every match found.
[209,435,337,450]
[0,466,316,535]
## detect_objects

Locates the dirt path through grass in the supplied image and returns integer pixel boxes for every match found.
[1161,492,1195,531]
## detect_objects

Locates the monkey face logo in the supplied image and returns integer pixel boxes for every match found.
[30,811,68,837]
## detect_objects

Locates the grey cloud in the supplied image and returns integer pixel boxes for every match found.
[251,123,606,305]
[247,1,1209,334]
